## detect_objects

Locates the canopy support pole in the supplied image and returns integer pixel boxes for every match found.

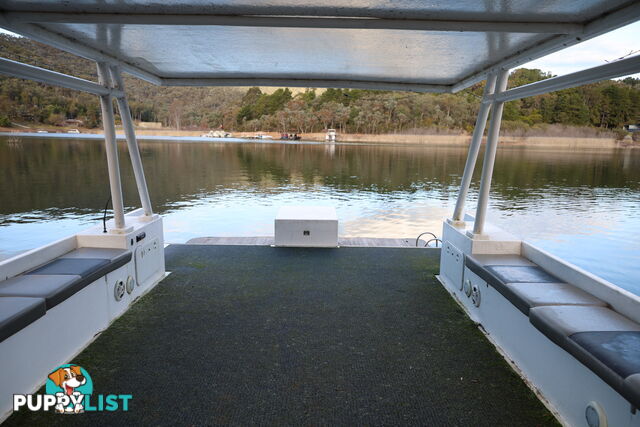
[110,65,154,218]
[470,69,510,237]
[96,62,129,232]
[450,72,498,224]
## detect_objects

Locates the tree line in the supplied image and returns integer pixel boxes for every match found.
[1,34,638,135]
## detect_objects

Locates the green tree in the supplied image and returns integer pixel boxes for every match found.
[553,90,590,126]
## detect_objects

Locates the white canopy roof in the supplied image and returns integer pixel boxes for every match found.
[1,1,638,92]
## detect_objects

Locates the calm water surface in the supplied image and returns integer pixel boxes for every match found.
[1,136,639,296]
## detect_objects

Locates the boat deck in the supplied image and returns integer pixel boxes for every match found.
[5,245,555,425]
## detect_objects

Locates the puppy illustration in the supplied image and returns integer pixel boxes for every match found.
[48,365,86,413]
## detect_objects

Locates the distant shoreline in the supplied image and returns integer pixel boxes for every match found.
[0,130,635,149]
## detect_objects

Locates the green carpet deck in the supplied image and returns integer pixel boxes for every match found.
[6,245,555,426]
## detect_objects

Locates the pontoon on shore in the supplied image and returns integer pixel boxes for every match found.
[0,1,639,425]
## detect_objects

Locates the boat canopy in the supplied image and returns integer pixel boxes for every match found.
[0,1,639,235]
[0,0,639,92]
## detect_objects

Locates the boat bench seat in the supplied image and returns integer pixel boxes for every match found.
[530,306,640,408]
[464,254,640,407]
[0,248,131,342]
[464,254,606,315]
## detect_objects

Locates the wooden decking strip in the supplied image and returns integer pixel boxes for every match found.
[186,236,431,248]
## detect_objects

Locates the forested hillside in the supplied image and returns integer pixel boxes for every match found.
[1,33,639,135]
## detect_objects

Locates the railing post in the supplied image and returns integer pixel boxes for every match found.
[471,68,510,237]
[450,72,498,223]
[96,62,127,231]
[110,65,154,218]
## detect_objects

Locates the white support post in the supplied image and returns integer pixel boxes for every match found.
[0,57,123,97]
[471,69,510,237]
[96,62,128,232]
[110,65,154,218]
[493,54,640,103]
[450,73,498,224]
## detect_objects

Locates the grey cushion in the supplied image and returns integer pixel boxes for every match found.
[27,258,110,276]
[507,282,606,315]
[530,306,640,345]
[571,332,640,379]
[464,255,549,292]
[464,255,503,288]
[570,332,640,408]
[624,374,640,409]
[485,265,559,284]
[28,251,132,286]
[61,248,130,263]
[530,306,640,408]
[22,250,132,306]
[465,255,581,315]
[0,274,83,309]
[0,296,46,343]
[0,249,132,343]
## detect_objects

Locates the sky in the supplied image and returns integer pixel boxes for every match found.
[1,21,639,79]
[522,21,640,78]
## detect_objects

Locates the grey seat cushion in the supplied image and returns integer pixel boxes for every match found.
[464,255,554,292]
[0,248,132,343]
[570,331,640,408]
[624,374,640,409]
[0,274,83,309]
[27,258,110,276]
[570,332,640,379]
[464,255,591,315]
[61,248,130,263]
[0,296,46,343]
[530,306,640,408]
[485,265,559,284]
[530,306,640,345]
[507,282,606,315]
[22,250,132,306]
[464,255,504,288]
[28,250,132,286]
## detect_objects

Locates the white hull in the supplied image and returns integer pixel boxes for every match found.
[439,219,640,427]
[0,210,166,421]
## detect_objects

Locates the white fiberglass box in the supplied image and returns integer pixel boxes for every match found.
[275,206,338,247]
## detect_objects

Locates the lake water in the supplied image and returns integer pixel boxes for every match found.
[1,135,639,296]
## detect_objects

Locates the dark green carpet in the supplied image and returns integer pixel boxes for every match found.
[6,245,556,426]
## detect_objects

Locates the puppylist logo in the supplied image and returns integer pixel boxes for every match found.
[13,364,132,414]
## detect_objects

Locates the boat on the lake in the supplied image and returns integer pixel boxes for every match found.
[280,133,301,140]
[201,129,232,138]
[0,1,639,425]
[325,128,337,142]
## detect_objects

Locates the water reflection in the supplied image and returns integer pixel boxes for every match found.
[1,136,639,295]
